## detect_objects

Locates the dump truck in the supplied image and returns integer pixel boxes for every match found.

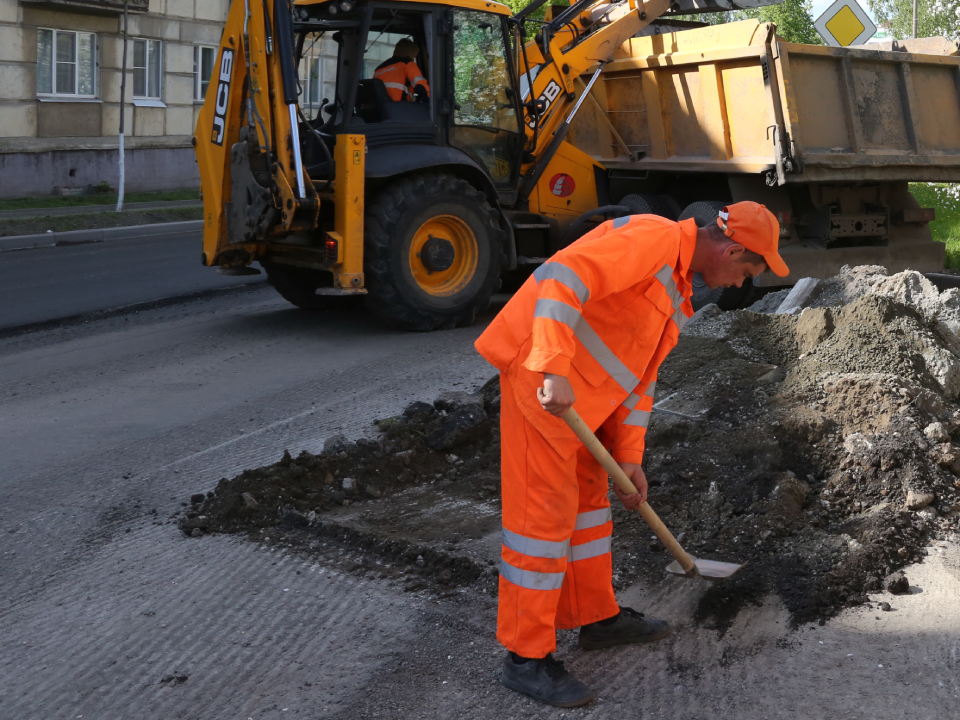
[567,20,960,305]
[194,0,789,328]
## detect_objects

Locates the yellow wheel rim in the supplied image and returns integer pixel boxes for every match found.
[408,215,479,297]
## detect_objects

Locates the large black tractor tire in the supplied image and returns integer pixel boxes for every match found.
[679,200,757,311]
[264,263,358,311]
[364,172,504,331]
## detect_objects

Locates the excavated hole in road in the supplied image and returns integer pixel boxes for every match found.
[179,265,960,631]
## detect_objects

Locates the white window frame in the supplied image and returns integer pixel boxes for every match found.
[131,38,163,101]
[193,44,217,102]
[36,28,98,99]
[299,53,323,114]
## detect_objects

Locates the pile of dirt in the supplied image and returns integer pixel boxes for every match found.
[182,266,960,629]
[655,267,960,628]
[178,383,504,591]
[180,382,501,534]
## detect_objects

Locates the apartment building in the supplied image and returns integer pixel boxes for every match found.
[0,1,429,198]
[0,0,232,197]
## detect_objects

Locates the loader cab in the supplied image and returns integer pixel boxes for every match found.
[292,0,523,196]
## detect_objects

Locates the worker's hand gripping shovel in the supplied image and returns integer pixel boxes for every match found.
[562,408,743,580]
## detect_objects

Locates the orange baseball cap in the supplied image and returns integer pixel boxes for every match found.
[716,201,790,277]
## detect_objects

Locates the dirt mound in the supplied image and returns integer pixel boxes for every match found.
[180,379,501,534]
[181,266,960,630]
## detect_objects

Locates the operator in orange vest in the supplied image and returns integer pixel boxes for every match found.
[475,201,789,708]
[373,38,429,102]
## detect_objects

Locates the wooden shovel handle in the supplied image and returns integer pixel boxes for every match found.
[563,407,698,578]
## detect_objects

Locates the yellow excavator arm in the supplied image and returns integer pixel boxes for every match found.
[195,0,317,269]
[512,0,672,204]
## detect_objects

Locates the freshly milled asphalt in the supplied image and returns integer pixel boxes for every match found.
[0,231,262,330]
[3,240,958,718]
[0,277,504,718]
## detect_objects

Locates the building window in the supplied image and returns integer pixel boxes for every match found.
[299,55,322,112]
[132,38,162,99]
[193,45,216,101]
[37,29,97,97]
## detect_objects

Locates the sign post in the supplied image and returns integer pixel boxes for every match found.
[814,0,878,47]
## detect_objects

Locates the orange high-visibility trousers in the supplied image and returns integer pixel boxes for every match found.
[497,373,620,658]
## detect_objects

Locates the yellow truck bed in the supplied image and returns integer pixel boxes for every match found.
[572,20,960,184]
[570,20,959,285]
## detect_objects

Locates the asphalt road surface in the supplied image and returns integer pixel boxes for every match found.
[0,231,262,330]
[2,240,957,718]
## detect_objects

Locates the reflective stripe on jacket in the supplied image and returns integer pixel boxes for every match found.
[372,57,429,101]
[475,214,697,464]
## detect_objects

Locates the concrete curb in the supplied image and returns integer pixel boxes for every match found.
[0,220,203,253]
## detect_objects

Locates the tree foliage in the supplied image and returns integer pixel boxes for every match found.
[502,0,822,45]
[869,0,960,39]
[737,0,823,44]
[679,1,822,44]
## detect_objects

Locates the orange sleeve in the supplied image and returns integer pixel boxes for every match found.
[406,62,429,90]
[601,367,659,466]
[522,218,679,378]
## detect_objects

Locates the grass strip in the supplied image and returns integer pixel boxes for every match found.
[0,188,200,212]
[909,183,960,269]
[0,207,202,238]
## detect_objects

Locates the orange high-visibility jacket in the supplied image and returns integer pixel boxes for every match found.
[475,214,698,465]
[372,57,429,101]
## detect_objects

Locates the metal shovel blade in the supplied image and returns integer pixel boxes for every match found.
[665,558,744,580]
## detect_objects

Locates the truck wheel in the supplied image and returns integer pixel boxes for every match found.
[263,263,357,312]
[679,200,726,227]
[364,172,503,331]
[619,193,675,219]
[658,194,682,221]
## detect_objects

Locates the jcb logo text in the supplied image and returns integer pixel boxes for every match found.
[211,49,234,146]
[526,80,562,129]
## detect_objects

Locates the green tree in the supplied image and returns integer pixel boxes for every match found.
[502,0,562,18]
[505,0,823,45]
[675,1,824,44]
[869,0,960,39]
[736,0,823,44]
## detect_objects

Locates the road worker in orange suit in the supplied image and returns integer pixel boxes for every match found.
[373,38,429,102]
[475,201,789,708]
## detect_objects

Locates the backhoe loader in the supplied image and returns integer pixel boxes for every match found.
[194,0,783,329]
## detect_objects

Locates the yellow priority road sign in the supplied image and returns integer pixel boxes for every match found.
[814,0,877,47]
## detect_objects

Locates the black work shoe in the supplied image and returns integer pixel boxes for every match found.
[578,606,671,650]
[501,652,596,708]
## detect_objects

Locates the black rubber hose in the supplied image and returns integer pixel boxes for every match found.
[560,205,628,246]
[273,0,299,105]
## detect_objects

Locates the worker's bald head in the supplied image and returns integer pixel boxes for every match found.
[394,38,419,59]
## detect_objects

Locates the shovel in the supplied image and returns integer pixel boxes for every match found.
[563,407,743,580]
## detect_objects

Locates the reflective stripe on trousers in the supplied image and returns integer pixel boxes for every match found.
[500,507,613,590]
